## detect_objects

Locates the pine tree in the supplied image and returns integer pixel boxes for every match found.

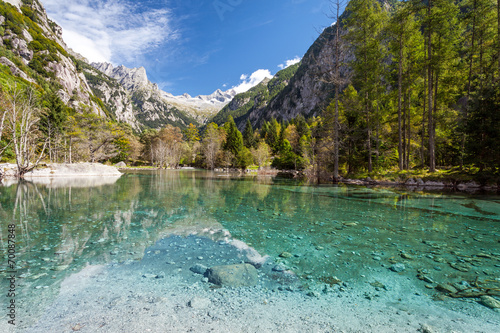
[223,116,244,156]
[343,0,388,172]
[243,119,256,148]
[418,0,462,171]
[387,2,424,170]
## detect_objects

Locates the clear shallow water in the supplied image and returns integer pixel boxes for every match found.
[1,170,499,327]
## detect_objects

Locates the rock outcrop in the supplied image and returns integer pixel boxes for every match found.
[212,65,300,130]
[0,163,122,178]
[0,56,34,82]
[89,62,236,129]
[0,0,103,115]
[206,264,258,287]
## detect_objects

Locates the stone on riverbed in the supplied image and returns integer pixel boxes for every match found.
[206,264,258,287]
[279,252,293,258]
[389,263,406,273]
[435,283,458,294]
[190,264,208,275]
[188,297,211,309]
[480,295,500,310]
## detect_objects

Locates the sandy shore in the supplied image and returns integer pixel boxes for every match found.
[8,235,499,333]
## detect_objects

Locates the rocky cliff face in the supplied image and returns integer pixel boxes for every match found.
[211,24,341,130]
[1,0,103,115]
[211,64,300,130]
[244,25,339,128]
[89,62,236,129]
[235,2,394,129]
[1,0,233,132]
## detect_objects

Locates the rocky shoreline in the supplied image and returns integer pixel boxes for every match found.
[0,162,122,179]
[272,170,499,192]
[342,177,499,192]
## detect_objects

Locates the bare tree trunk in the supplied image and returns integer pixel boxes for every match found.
[376,104,380,164]
[406,90,412,169]
[367,101,372,173]
[421,38,427,168]
[7,85,48,178]
[402,91,407,170]
[432,71,439,169]
[332,0,342,182]
[69,137,72,164]
[467,0,477,97]
[398,37,404,170]
[427,0,436,172]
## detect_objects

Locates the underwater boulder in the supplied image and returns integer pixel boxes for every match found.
[206,264,258,287]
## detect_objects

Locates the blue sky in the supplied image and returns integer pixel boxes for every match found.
[43,0,339,96]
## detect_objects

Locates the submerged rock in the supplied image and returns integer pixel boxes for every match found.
[400,252,413,260]
[279,252,293,258]
[419,324,438,333]
[206,264,258,287]
[190,264,208,275]
[480,296,500,309]
[389,263,406,273]
[306,291,320,298]
[188,297,211,309]
[51,265,69,271]
[435,283,458,294]
[272,264,286,272]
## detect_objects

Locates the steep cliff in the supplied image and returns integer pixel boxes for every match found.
[246,25,339,128]
[237,0,395,129]
[212,63,300,130]
[89,62,236,130]
[0,0,104,115]
[210,24,340,130]
[1,0,233,133]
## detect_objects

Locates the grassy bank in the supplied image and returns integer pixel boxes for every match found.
[346,167,499,187]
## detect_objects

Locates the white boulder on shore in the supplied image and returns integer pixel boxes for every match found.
[0,163,122,178]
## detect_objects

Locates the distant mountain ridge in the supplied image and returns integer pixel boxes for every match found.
[210,22,342,130]
[89,62,236,130]
[211,63,301,130]
[2,0,355,134]
[0,0,235,133]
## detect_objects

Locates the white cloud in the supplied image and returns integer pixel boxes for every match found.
[232,69,273,94]
[43,0,177,65]
[278,56,301,70]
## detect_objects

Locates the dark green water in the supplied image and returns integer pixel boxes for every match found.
[1,170,499,327]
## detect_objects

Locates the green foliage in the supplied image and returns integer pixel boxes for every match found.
[236,146,254,169]
[0,1,68,60]
[39,91,69,134]
[223,116,244,155]
[271,139,306,170]
[212,82,266,126]
[267,63,300,99]
[183,123,200,143]
[242,119,256,148]
[211,64,299,129]
[262,118,281,154]
[27,28,67,58]
[80,60,121,89]
[90,95,114,120]
[465,80,500,171]
[21,6,37,23]
[112,135,132,163]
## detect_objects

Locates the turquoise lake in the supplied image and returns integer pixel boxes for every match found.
[1,170,499,329]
